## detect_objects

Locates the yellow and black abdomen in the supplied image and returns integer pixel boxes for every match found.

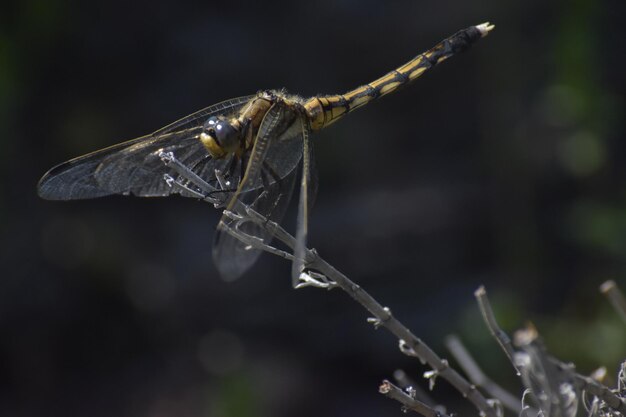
[304,24,492,131]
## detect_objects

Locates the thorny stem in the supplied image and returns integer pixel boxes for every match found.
[393,369,442,410]
[479,294,626,417]
[445,335,522,413]
[307,255,498,417]
[515,330,626,415]
[514,329,570,417]
[222,204,499,417]
[477,289,626,416]
[600,280,626,323]
[551,359,626,415]
[162,150,625,417]
[474,286,520,375]
[379,380,452,417]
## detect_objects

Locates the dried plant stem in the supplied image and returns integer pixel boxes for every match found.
[478,288,626,416]
[299,250,497,417]
[393,369,441,409]
[551,359,626,415]
[222,205,498,417]
[474,286,520,374]
[445,335,522,413]
[379,380,452,417]
[600,280,626,323]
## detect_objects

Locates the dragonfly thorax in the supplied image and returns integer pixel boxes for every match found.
[200,116,242,158]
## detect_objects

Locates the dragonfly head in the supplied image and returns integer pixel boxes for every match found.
[200,116,241,158]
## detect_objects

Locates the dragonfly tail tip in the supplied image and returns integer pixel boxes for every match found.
[475,22,495,37]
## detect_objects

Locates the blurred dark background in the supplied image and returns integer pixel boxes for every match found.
[1,0,624,416]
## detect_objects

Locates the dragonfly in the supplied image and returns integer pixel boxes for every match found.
[38,23,493,285]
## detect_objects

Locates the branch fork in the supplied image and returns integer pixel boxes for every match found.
[159,149,500,417]
[159,148,626,417]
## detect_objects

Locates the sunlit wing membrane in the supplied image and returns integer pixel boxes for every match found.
[37,97,253,200]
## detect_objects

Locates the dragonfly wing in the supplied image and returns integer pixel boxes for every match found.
[213,107,305,281]
[38,97,253,200]
[38,134,153,200]
[93,128,218,198]
[291,120,318,286]
[153,95,254,135]
[213,164,299,281]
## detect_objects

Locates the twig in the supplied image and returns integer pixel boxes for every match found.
[473,280,626,416]
[514,327,574,417]
[618,361,626,395]
[393,369,442,410]
[160,154,499,417]
[379,380,452,417]
[445,334,522,413]
[514,327,626,416]
[600,280,626,323]
[551,359,626,415]
[221,205,499,417]
[475,286,520,375]
[308,255,499,417]
[584,395,600,417]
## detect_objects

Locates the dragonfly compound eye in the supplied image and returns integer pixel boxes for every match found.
[200,116,240,158]
[213,120,239,151]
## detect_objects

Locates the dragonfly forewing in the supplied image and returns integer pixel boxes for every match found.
[37,97,254,200]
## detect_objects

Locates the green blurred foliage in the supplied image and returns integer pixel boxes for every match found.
[208,374,259,417]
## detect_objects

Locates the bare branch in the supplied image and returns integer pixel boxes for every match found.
[552,360,626,415]
[445,334,522,413]
[618,361,626,395]
[475,286,520,375]
[379,380,452,417]
[600,280,626,323]
[217,205,499,417]
[161,152,500,416]
[515,326,626,416]
[393,369,442,410]
[514,327,576,417]
[158,124,626,417]
[308,255,498,417]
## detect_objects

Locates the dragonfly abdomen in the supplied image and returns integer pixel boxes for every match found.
[304,23,492,131]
